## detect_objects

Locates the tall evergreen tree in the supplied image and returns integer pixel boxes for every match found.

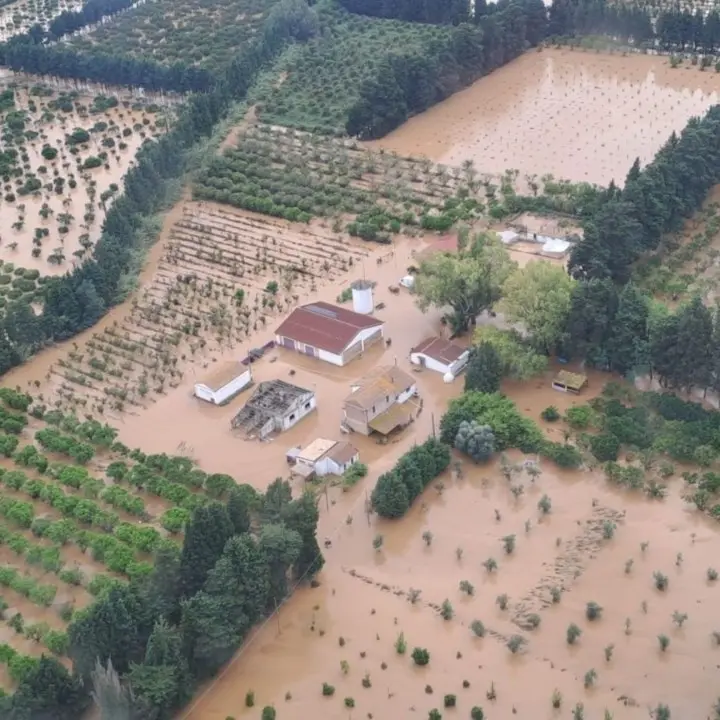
[178,503,233,600]
[607,283,649,375]
[283,491,324,580]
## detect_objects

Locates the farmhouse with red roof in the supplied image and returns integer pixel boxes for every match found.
[274,302,384,366]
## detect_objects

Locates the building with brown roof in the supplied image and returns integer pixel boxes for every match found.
[275,302,384,366]
[342,365,418,436]
[410,336,469,380]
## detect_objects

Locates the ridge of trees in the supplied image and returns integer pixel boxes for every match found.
[346,0,548,138]
[0,478,324,718]
[0,0,314,379]
[338,0,471,24]
[569,106,720,283]
[548,0,720,53]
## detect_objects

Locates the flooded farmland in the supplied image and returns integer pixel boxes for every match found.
[1,43,719,720]
[366,48,720,186]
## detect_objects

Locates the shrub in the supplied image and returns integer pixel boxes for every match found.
[411,647,430,666]
[440,599,453,620]
[343,462,367,486]
[261,707,276,720]
[566,623,582,645]
[443,694,456,708]
[565,406,595,429]
[589,433,620,462]
[586,602,603,621]
[471,708,484,720]
[538,494,552,514]
[321,683,335,696]
[541,406,560,422]
[658,634,670,652]
[471,620,485,637]
[395,632,407,654]
[654,572,669,591]
[543,442,582,468]
[507,635,525,653]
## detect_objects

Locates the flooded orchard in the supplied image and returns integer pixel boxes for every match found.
[0,43,719,720]
[367,48,720,186]
[176,367,720,720]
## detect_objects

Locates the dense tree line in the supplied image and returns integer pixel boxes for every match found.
[569,106,720,283]
[0,0,313,377]
[371,438,450,518]
[48,0,137,40]
[0,479,323,718]
[548,0,720,53]
[0,38,214,94]
[346,0,547,138]
[338,0,471,24]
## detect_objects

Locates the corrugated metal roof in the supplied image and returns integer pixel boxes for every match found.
[275,302,383,355]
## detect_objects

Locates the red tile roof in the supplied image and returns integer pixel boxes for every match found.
[275,302,384,355]
[411,336,467,365]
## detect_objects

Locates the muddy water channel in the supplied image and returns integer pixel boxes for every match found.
[367,48,720,186]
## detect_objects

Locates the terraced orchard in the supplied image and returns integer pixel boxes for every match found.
[66,0,277,74]
[255,4,450,135]
[0,80,172,283]
[195,123,486,242]
[46,201,371,416]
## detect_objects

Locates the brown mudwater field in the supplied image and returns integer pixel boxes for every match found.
[366,48,720,186]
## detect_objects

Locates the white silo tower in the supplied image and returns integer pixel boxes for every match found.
[351,280,374,315]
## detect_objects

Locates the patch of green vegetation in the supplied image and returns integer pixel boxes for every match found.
[258,3,449,134]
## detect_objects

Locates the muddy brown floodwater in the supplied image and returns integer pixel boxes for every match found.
[366,48,720,186]
[182,370,720,720]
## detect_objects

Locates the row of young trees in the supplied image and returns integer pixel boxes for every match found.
[0,0,317,377]
[345,0,547,138]
[0,479,324,718]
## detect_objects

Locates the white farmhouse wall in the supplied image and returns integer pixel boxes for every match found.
[281,394,317,431]
[194,368,253,405]
[317,348,345,366]
[194,384,216,403]
[449,351,470,376]
[397,383,417,405]
[353,324,384,347]
[409,353,449,375]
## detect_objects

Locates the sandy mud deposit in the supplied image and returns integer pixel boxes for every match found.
[367,48,720,186]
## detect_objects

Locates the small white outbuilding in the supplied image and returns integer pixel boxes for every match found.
[194,364,253,405]
[287,438,360,479]
[410,336,469,378]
